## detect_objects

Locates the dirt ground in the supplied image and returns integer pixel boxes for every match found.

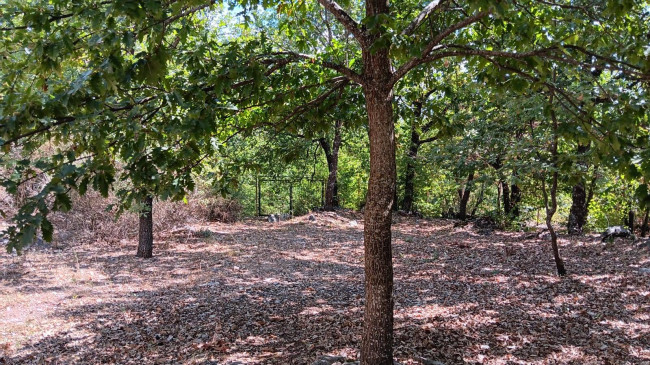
[1,212,649,365]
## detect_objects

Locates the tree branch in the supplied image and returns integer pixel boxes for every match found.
[316,0,366,46]
[263,80,349,129]
[267,52,364,85]
[391,10,490,84]
[400,0,445,36]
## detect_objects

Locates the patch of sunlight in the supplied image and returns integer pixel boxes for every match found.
[300,304,334,316]
[395,302,478,321]
[244,335,269,345]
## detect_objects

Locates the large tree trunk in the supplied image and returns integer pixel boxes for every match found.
[567,144,591,235]
[320,120,342,211]
[136,195,153,258]
[641,208,649,237]
[567,181,587,235]
[401,121,420,212]
[360,4,395,360]
[457,172,474,220]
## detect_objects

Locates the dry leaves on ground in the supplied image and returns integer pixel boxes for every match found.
[1,211,649,364]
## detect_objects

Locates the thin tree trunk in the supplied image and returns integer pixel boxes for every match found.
[136,195,153,258]
[641,208,649,237]
[496,181,501,215]
[627,209,636,233]
[502,180,511,215]
[471,182,485,217]
[542,174,566,276]
[585,167,597,210]
[320,120,342,211]
[457,172,474,220]
[545,102,566,276]
[402,121,420,212]
[360,4,395,359]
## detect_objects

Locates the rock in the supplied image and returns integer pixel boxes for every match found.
[312,355,346,365]
[601,226,631,242]
[268,213,291,222]
[640,267,650,274]
[349,220,358,227]
[308,215,316,222]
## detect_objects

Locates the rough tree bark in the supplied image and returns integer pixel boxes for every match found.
[567,181,587,235]
[641,208,649,237]
[457,172,474,220]
[567,144,591,235]
[360,1,395,362]
[136,195,153,258]
[319,120,343,210]
[510,182,522,217]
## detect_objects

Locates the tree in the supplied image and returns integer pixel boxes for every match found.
[0,1,260,255]
[396,71,463,213]
[567,143,597,235]
[2,1,649,364]
[541,92,567,276]
[319,120,343,210]
[266,1,648,361]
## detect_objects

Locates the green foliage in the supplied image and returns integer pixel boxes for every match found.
[1,0,649,253]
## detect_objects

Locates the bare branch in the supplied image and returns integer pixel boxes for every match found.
[316,0,366,46]
[401,0,445,36]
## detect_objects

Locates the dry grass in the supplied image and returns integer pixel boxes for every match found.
[1,213,649,365]
[0,187,241,245]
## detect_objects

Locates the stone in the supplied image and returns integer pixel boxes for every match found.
[308,215,316,222]
[267,214,278,223]
[349,220,358,227]
[312,355,346,365]
[601,226,631,242]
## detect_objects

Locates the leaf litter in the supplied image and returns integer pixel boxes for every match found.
[1,212,648,364]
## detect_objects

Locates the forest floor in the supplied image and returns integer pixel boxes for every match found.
[1,211,649,365]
